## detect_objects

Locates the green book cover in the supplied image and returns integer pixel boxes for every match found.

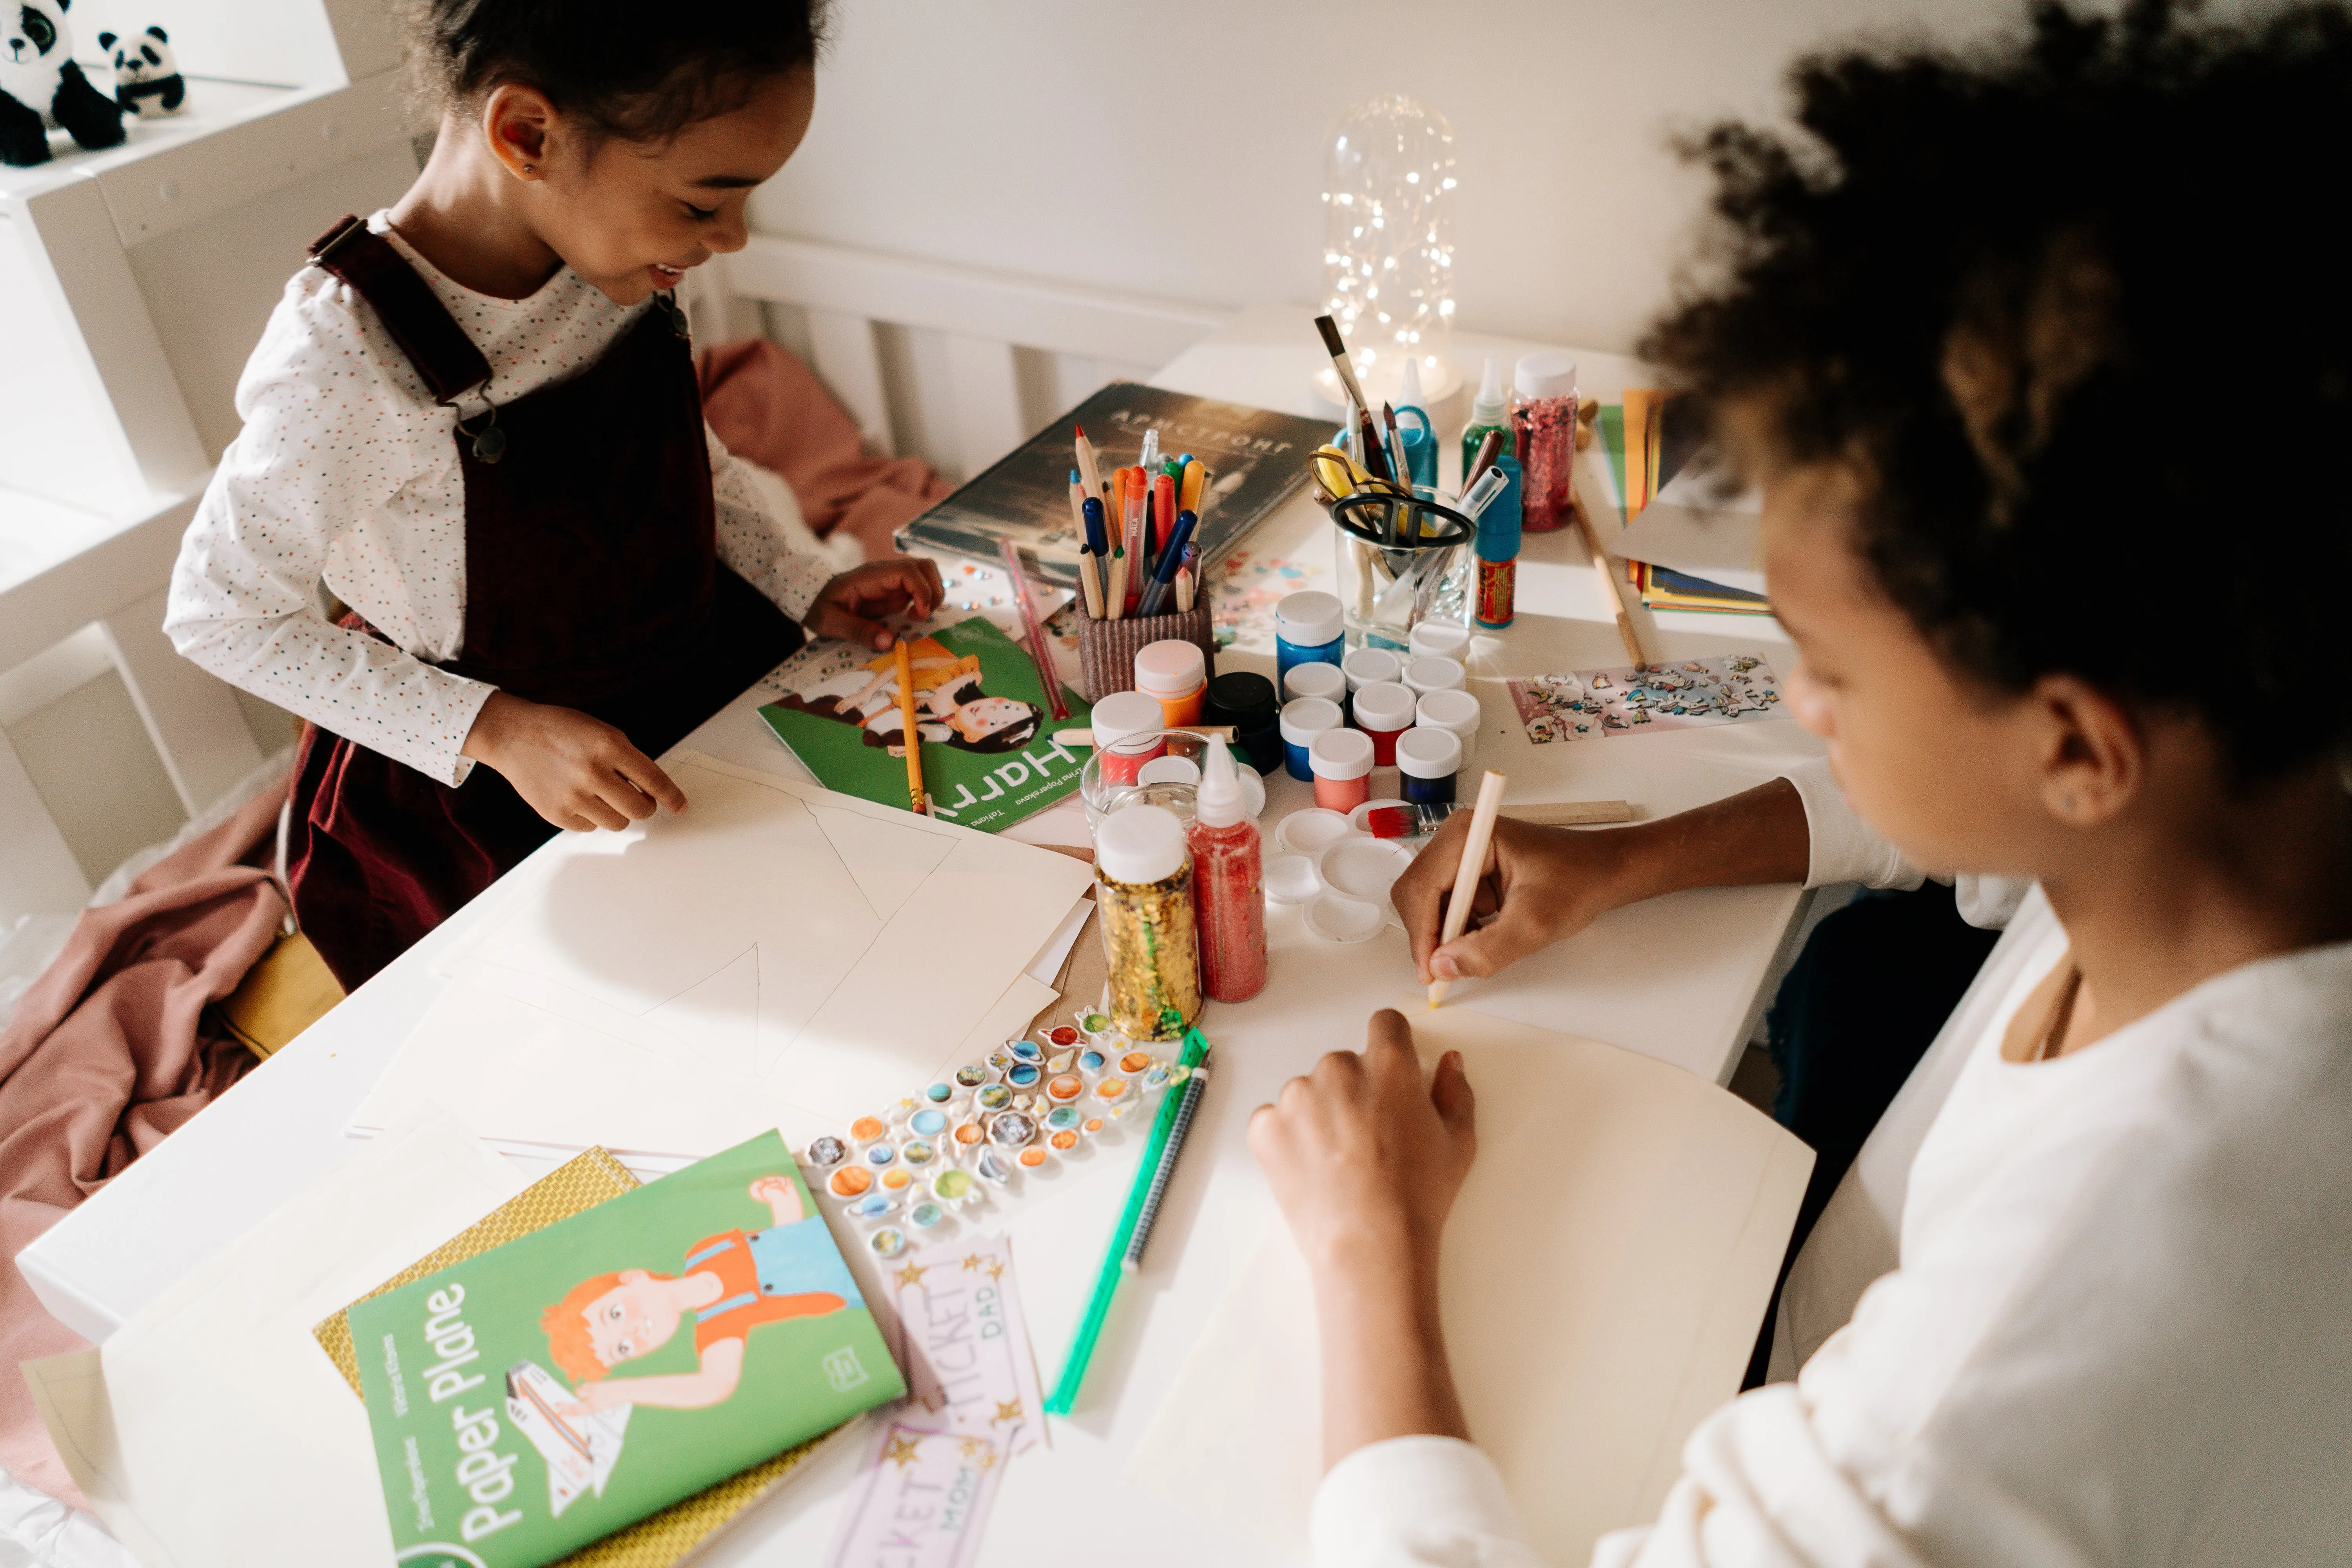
[350,1132,903,1568]
[758,615,1093,833]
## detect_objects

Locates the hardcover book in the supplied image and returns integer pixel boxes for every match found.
[758,615,1092,832]
[895,381,1334,586]
[350,1132,902,1568]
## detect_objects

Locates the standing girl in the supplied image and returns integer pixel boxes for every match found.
[166,0,940,990]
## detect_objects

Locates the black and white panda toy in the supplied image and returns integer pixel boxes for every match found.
[98,25,181,119]
[1,0,125,166]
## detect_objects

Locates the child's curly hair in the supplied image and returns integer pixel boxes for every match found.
[1644,0,2352,783]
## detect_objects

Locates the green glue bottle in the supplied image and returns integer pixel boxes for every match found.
[1461,356,1510,482]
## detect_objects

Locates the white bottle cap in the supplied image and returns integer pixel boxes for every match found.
[1194,738,1246,829]
[1408,621,1472,661]
[1283,661,1347,706]
[1094,803,1187,884]
[1136,755,1201,787]
[1350,680,1417,734]
[1471,356,1506,424]
[1133,639,1205,698]
[1416,687,1481,733]
[1279,695,1343,747]
[1394,726,1462,779]
[1341,646,1402,693]
[1399,355,1426,411]
[1091,690,1165,747]
[1308,727,1375,782]
[1275,590,1345,649]
[1403,655,1466,696]
[1514,350,1578,402]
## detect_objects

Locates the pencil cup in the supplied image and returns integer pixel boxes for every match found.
[1078,604,1216,705]
[1328,492,1474,652]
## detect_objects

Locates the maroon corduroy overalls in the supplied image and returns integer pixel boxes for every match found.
[287,215,803,991]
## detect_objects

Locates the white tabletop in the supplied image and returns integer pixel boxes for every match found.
[19,307,1826,1566]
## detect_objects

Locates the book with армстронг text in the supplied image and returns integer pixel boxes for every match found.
[350,1131,902,1568]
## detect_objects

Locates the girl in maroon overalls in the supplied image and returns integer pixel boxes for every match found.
[166,1,940,991]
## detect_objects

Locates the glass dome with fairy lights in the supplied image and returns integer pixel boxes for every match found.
[1320,95,1459,412]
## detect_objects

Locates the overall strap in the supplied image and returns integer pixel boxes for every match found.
[307,214,492,406]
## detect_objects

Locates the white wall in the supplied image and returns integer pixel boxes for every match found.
[755,0,2065,358]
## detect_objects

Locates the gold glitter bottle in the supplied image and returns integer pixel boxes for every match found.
[1093,804,1201,1040]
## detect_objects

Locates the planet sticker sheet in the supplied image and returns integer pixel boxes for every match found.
[1506,653,1782,743]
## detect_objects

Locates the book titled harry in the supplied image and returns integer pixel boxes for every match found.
[350,1132,902,1568]
[895,382,1334,587]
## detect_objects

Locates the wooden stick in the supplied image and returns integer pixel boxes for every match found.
[1501,799,1632,827]
[1428,769,1508,1008]
[1572,494,1653,666]
[894,638,926,815]
[1054,725,1233,747]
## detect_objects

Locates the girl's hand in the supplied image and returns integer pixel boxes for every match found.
[805,558,947,650]
[1390,814,1639,985]
[461,690,687,831]
[1249,1010,1477,1274]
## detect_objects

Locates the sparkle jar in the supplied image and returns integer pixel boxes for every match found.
[1093,805,1200,1040]
[1511,351,1579,533]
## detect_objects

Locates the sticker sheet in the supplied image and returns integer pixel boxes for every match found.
[1506,653,1782,743]
[820,1422,1004,1568]
[887,1236,1047,1456]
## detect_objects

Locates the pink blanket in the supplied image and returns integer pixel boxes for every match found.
[0,789,283,1507]
[697,338,950,563]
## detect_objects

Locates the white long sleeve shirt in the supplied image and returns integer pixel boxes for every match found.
[1313,769,2352,1567]
[163,212,832,787]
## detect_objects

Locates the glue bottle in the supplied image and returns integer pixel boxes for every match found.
[1094,804,1201,1039]
[1395,356,1439,492]
[1187,739,1267,1003]
[1459,356,1510,484]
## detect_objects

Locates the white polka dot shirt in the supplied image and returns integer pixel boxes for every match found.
[164,211,833,787]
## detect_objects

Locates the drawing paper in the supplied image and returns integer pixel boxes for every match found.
[1126,1001,1812,1563]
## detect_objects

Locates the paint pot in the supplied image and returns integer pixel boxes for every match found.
[1394,726,1462,805]
[954,1063,990,1089]
[932,1168,975,1202]
[1305,893,1387,943]
[1416,688,1482,773]
[1018,1146,1051,1169]
[900,1139,936,1166]
[1091,691,1169,785]
[1047,1074,1084,1102]
[1078,1049,1106,1074]
[1317,836,1415,905]
[1350,680,1417,766]
[805,1136,848,1167]
[1050,1129,1080,1151]
[1309,728,1376,813]
[1046,1104,1082,1130]
[1264,851,1321,905]
[865,1142,897,1167]
[849,1115,887,1144]
[828,1166,873,1198]
[1276,807,1354,857]
[1047,1024,1080,1049]
[1280,696,1343,782]
[909,1109,948,1138]
[1096,1076,1130,1102]
[1135,639,1208,729]
[1274,590,1346,685]
[1403,655,1466,699]
[976,1084,1011,1112]
[1408,621,1472,662]
[870,1228,907,1257]
[975,1151,1014,1185]
[990,1112,1038,1147]
[1341,646,1403,721]
[1281,659,1347,709]
[908,1203,946,1229]
[1007,1063,1041,1088]
[1010,1038,1042,1061]
[851,1191,895,1221]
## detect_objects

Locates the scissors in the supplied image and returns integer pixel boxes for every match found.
[1311,445,1408,504]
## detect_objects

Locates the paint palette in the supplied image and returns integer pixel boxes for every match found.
[798,1010,1192,1240]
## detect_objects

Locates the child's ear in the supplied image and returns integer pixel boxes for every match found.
[619,1268,650,1285]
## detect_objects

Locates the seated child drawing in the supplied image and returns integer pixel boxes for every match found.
[776,634,1040,755]
[542,1174,860,1414]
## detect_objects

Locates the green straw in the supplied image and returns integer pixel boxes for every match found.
[1042,1018,1211,1415]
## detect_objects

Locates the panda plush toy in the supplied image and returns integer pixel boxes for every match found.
[98,25,182,118]
[1,0,126,165]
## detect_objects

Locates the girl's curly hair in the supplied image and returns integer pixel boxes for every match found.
[1644,0,2352,780]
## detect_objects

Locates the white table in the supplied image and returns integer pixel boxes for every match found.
[20,308,1827,1566]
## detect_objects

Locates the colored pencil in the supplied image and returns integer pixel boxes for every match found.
[1427,769,1508,1008]
[1178,457,1206,518]
[1123,1044,1210,1273]
[1045,1023,1212,1413]
[893,637,925,815]
[1074,424,1107,520]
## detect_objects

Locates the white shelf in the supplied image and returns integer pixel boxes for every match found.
[0,78,299,202]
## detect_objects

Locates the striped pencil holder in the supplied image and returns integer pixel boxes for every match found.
[1076,604,1217,704]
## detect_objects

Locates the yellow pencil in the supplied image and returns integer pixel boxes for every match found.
[1428,769,1508,1008]
[894,637,925,814]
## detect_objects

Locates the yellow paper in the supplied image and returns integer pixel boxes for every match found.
[1126,1000,1813,1562]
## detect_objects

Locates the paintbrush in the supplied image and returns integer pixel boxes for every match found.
[1315,313,1373,422]
[1364,798,1633,839]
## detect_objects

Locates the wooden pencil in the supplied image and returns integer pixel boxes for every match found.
[894,637,925,814]
[1428,769,1508,1008]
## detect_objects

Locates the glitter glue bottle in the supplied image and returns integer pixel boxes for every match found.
[1094,805,1201,1039]
[1460,356,1510,484]
[1187,739,1267,1003]
[1512,351,1579,532]
[1475,452,1523,630]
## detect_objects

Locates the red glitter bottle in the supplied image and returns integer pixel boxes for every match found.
[1187,739,1267,1003]
[1511,350,1579,532]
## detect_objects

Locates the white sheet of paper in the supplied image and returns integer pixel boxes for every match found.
[26,1110,525,1568]
[1609,459,1766,597]
[1126,1000,1813,1563]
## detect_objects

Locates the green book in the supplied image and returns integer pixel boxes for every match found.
[350,1132,903,1568]
[759,615,1093,833]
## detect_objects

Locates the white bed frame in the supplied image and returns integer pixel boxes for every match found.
[1,234,1228,927]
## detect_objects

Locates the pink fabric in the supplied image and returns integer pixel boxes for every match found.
[0,788,285,1507]
[696,338,951,564]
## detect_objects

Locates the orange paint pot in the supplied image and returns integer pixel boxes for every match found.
[828,1167,872,1198]
[1047,1075,1083,1102]
[1120,1051,1153,1074]
[849,1116,887,1143]
[1050,1130,1079,1151]
[1018,1147,1049,1168]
